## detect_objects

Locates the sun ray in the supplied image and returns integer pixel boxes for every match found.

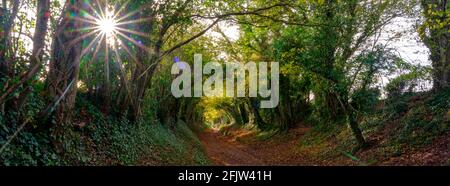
[73,25,101,33]
[84,2,103,20]
[94,34,106,55]
[95,0,106,19]
[114,34,142,67]
[115,17,153,27]
[115,27,149,38]
[115,30,152,53]
[112,0,131,20]
[68,29,100,48]
[104,34,110,91]
[80,32,104,57]
[79,9,100,22]
[73,16,99,25]
[114,9,141,23]
[90,34,106,65]
[111,34,132,94]
[82,33,105,81]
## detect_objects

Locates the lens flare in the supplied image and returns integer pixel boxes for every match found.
[73,0,150,60]
[97,10,117,36]
[70,0,151,91]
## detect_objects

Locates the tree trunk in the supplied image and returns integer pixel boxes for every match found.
[0,0,19,79]
[232,103,244,125]
[238,102,249,124]
[0,0,44,118]
[128,59,157,121]
[0,7,7,78]
[430,33,449,90]
[428,32,450,91]
[348,109,367,149]
[421,0,450,91]
[45,0,83,123]
[278,75,293,130]
[6,0,51,107]
[125,4,157,121]
[247,98,266,129]
[32,0,50,65]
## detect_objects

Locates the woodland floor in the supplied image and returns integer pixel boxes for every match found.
[197,126,450,166]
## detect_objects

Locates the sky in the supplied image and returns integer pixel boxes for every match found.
[379,17,430,66]
[371,16,432,92]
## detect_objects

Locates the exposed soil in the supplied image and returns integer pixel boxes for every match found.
[197,127,317,166]
[197,130,264,165]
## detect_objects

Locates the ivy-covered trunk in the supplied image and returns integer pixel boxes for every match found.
[45,0,83,123]
[421,0,450,91]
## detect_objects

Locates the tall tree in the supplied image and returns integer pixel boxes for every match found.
[272,0,407,148]
[45,0,84,123]
[419,0,449,91]
[0,0,50,106]
[31,0,50,66]
[0,0,20,79]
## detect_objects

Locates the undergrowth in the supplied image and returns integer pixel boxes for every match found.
[296,90,449,165]
[0,95,210,166]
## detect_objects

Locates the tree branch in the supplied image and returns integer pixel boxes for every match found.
[161,3,291,57]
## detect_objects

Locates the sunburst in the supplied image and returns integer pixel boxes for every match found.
[73,0,151,65]
[96,9,117,37]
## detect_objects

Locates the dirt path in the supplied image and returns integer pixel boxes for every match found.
[197,130,265,166]
[197,127,313,166]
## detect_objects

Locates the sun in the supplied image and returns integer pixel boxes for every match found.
[74,0,150,63]
[96,10,117,38]
[98,17,116,35]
